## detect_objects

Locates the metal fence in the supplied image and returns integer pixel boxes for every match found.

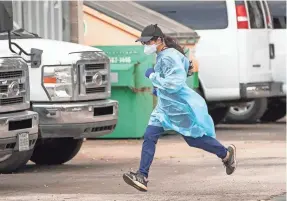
[12,0,70,42]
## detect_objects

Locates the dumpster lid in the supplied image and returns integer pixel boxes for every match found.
[84,1,199,41]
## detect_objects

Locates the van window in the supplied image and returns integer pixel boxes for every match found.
[267,1,286,29]
[246,1,266,28]
[136,1,228,30]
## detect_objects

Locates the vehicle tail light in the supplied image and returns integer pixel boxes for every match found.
[236,4,249,29]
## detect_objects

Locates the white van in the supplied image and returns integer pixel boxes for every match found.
[255,0,286,122]
[137,0,285,124]
[226,0,286,123]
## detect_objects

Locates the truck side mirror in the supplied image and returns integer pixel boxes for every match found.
[0,1,13,33]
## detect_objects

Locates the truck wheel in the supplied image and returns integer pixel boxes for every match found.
[0,149,33,174]
[209,106,229,125]
[260,99,286,122]
[30,138,83,165]
[225,98,268,124]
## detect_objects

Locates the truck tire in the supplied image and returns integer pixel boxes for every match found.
[209,106,229,125]
[0,149,33,174]
[260,98,286,122]
[30,138,83,165]
[225,98,268,124]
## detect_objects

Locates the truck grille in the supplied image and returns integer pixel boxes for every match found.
[86,87,106,94]
[91,125,115,132]
[85,63,105,71]
[86,75,107,83]
[0,58,29,112]
[0,97,24,105]
[0,70,23,79]
[70,51,111,101]
[0,84,24,93]
[78,62,110,99]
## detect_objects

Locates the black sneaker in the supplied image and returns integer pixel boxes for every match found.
[123,171,148,192]
[223,144,237,175]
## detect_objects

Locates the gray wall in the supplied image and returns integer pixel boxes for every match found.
[12,0,70,42]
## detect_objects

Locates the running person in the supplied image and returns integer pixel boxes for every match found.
[123,24,237,192]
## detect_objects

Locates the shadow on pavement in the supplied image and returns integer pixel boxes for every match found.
[16,160,131,174]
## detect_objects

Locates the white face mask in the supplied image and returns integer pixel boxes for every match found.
[144,44,158,55]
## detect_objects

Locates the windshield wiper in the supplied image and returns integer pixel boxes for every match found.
[10,30,22,36]
[12,28,39,37]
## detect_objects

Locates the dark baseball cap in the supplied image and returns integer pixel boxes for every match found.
[135,24,164,43]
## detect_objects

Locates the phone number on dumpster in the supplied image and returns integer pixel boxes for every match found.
[109,57,132,64]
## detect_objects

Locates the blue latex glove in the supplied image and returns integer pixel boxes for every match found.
[152,87,157,96]
[145,68,154,78]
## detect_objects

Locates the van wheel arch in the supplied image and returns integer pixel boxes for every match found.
[260,98,286,122]
[194,79,205,98]
[194,79,228,125]
[225,98,268,123]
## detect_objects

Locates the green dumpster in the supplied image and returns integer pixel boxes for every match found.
[184,48,199,89]
[95,45,155,138]
[95,45,199,139]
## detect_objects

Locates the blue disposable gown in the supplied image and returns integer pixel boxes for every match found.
[148,48,216,138]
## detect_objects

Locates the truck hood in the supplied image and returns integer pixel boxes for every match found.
[0,48,22,59]
[9,38,103,65]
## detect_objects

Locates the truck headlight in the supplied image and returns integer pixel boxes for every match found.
[42,66,73,101]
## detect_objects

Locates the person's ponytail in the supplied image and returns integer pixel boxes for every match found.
[163,34,186,56]
[162,34,194,77]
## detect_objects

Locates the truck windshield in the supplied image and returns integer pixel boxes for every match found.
[0,28,40,40]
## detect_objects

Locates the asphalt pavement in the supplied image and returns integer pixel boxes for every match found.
[0,122,285,201]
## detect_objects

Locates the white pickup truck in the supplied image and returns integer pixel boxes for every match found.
[0,52,39,173]
[0,26,118,165]
[0,2,38,173]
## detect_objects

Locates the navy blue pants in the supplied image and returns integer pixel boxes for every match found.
[139,125,228,178]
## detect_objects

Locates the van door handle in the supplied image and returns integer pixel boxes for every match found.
[269,43,275,59]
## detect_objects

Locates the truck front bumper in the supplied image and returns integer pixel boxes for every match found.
[0,111,38,161]
[240,82,285,99]
[32,100,118,139]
